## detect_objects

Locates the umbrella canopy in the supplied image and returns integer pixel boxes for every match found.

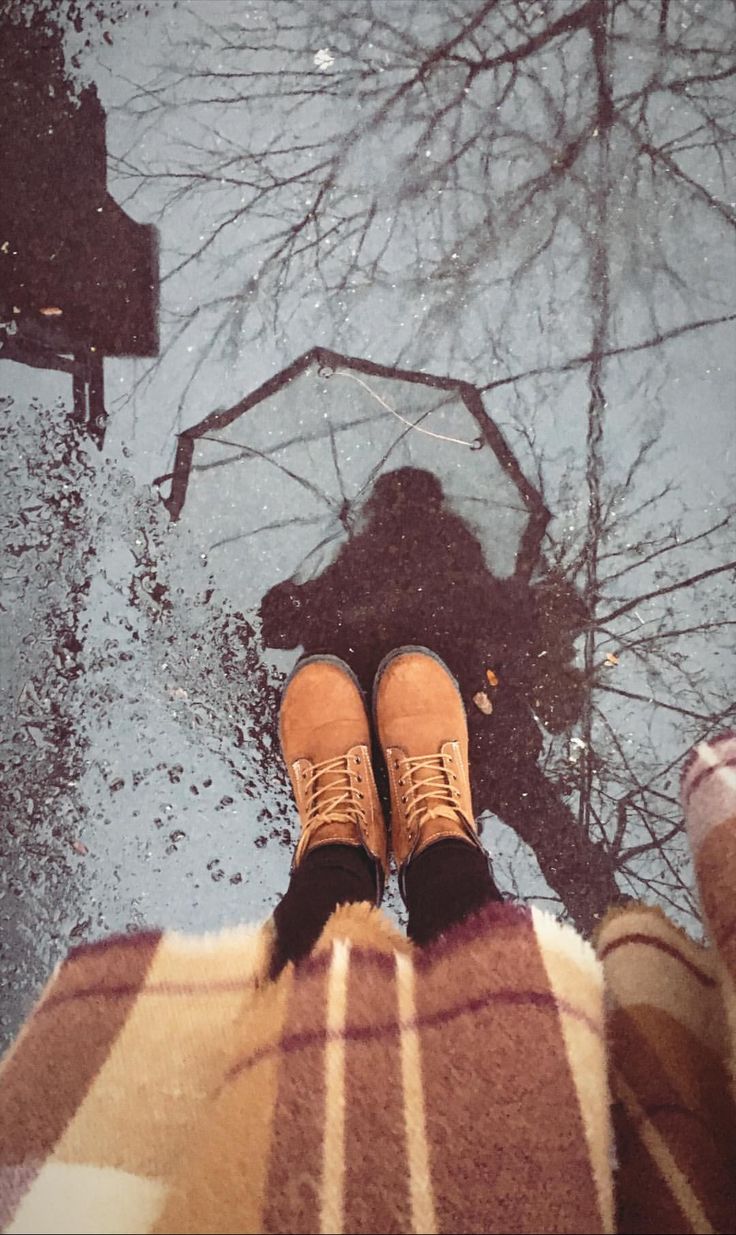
[166,348,548,611]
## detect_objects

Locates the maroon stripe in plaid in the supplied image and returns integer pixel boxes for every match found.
[0,933,158,1173]
[39,930,537,1015]
[682,754,736,808]
[226,986,601,1083]
[680,730,736,788]
[637,1103,718,1134]
[342,958,411,1234]
[61,930,163,962]
[713,915,736,952]
[411,899,530,968]
[39,975,259,1014]
[281,902,529,981]
[599,933,716,988]
[261,962,326,1235]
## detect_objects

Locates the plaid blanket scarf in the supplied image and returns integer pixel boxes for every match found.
[1,732,735,1234]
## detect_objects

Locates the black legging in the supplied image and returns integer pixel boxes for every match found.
[270,839,501,977]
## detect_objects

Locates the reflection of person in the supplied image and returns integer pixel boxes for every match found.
[261,467,620,930]
[260,468,588,745]
[2,647,735,1234]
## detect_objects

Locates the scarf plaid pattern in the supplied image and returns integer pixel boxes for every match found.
[2,733,735,1233]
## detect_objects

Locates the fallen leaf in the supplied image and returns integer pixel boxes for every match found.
[605,652,619,666]
[39,306,63,316]
[485,668,499,687]
[473,690,493,715]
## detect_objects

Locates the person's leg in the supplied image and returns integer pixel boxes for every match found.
[269,843,376,978]
[374,646,502,947]
[403,837,502,947]
[272,654,389,979]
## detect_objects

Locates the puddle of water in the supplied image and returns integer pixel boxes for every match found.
[2,1,734,1043]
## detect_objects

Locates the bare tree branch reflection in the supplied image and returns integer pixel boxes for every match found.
[109,1,733,382]
[7,0,733,1051]
[58,0,736,929]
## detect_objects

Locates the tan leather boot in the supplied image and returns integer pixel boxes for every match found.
[373,646,485,895]
[279,655,388,900]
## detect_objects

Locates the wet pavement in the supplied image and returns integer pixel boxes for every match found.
[1,0,735,1048]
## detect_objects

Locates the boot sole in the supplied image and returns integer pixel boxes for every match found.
[372,644,465,737]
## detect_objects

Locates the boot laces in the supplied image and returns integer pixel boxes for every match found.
[396,752,465,831]
[303,754,366,839]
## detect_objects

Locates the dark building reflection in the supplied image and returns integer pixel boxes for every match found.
[0,14,158,445]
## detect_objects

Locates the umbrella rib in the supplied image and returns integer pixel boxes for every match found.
[288,526,344,581]
[351,407,437,507]
[208,513,326,553]
[328,421,347,506]
[198,433,339,511]
[191,409,384,470]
